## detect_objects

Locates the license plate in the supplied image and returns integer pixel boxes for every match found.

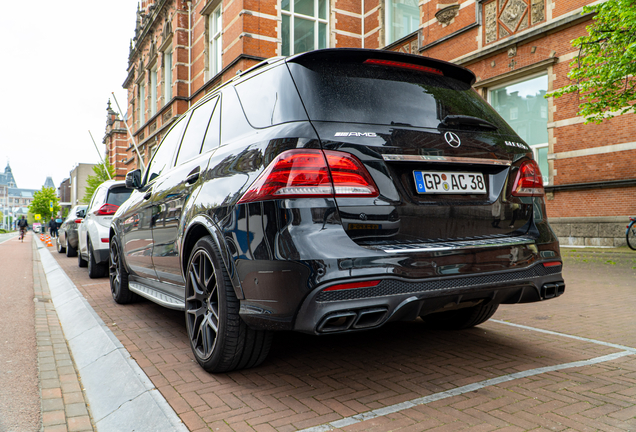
[348,223,381,230]
[413,171,487,194]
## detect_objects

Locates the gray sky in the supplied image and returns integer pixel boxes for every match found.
[0,1,139,190]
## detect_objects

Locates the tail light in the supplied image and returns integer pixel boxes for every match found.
[74,219,83,224]
[363,59,443,76]
[238,149,379,204]
[511,160,544,197]
[94,204,119,216]
[323,280,381,292]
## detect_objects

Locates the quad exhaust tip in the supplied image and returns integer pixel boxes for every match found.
[317,308,388,333]
[541,282,565,300]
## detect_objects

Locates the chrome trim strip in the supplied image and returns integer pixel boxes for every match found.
[382,154,511,166]
[129,282,185,310]
[375,236,534,254]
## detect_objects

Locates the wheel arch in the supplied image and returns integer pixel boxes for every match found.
[181,215,245,300]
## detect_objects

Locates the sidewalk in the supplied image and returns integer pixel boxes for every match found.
[33,234,187,432]
[32,235,94,432]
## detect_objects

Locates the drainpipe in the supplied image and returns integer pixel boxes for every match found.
[188,1,192,108]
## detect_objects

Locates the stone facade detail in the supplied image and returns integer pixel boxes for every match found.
[435,4,460,26]
[531,0,545,24]
[485,1,497,44]
[501,0,528,31]
[483,0,545,44]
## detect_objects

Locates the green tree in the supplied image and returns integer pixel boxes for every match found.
[548,0,636,123]
[29,187,60,221]
[82,161,115,204]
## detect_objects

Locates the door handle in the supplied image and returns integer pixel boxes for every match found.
[144,190,152,200]
[186,172,200,185]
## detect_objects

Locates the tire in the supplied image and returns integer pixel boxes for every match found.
[88,239,107,278]
[78,244,88,268]
[422,303,499,330]
[56,235,66,254]
[66,238,77,257]
[627,221,636,251]
[109,238,137,304]
[185,237,273,373]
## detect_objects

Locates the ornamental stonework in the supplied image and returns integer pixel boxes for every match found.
[531,0,545,24]
[485,1,497,44]
[483,0,546,44]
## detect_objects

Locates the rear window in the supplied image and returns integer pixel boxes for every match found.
[288,61,515,134]
[235,65,308,128]
[106,187,132,207]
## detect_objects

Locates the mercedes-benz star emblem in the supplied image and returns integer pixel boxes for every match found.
[444,131,461,148]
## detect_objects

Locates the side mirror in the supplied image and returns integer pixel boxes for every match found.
[125,169,142,189]
[76,209,86,218]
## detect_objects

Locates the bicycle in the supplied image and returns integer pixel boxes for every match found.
[19,227,27,242]
[627,217,636,250]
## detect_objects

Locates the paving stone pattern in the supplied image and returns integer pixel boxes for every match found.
[34,241,95,432]
[50,247,636,431]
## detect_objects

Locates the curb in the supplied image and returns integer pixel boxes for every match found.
[35,238,188,432]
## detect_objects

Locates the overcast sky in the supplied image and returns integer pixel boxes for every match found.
[0,1,139,190]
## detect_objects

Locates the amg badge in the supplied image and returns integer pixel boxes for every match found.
[335,132,378,137]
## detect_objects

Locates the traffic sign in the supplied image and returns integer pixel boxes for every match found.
[35,214,41,221]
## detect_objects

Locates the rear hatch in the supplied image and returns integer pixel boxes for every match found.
[287,49,536,245]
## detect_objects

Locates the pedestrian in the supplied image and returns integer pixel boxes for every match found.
[48,216,58,238]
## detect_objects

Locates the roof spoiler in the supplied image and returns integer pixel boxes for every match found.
[286,48,476,86]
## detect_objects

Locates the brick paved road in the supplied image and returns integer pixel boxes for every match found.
[50,247,636,431]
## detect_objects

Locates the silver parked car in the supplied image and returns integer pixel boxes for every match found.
[78,181,131,278]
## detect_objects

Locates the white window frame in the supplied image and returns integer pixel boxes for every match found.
[281,0,328,56]
[385,0,420,46]
[139,82,146,126]
[208,5,222,79]
[163,49,173,103]
[487,72,550,185]
[150,67,158,117]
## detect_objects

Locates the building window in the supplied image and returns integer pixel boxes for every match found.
[489,74,549,184]
[150,67,158,117]
[281,0,328,56]
[386,0,419,45]
[164,49,173,103]
[139,83,146,126]
[208,5,222,78]
[483,0,545,45]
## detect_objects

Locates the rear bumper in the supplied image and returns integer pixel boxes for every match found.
[229,199,563,333]
[293,262,564,334]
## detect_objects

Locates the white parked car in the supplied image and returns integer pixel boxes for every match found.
[78,180,132,278]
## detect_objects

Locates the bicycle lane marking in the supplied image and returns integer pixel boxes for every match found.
[0,233,20,245]
[299,321,636,432]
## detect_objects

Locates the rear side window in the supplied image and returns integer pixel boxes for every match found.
[175,96,219,166]
[235,65,308,128]
[89,187,107,212]
[106,187,132,207]
[145,116,187,184]
[288,61,514,134]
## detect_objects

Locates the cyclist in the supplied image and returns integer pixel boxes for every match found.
[17,216,28,242]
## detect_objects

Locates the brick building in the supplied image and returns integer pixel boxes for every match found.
[106,0,636,246]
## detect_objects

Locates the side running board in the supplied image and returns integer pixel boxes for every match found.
[129,282,185,311]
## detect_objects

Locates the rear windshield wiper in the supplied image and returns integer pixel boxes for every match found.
[439,115,498,131]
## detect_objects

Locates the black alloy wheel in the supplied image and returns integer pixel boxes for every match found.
[109,238,137,303]
[185,237,272,373]
[66,237,77,257]
[78,244,88,267]
[87,240,106,278]
[56,234,66,254]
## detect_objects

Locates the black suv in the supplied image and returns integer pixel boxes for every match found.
[110,48,564,373]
